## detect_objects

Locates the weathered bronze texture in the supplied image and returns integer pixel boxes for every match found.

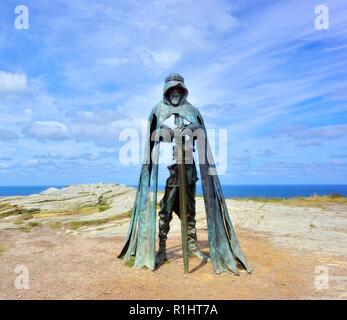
[118,74,251,275]
[175,114,189,273]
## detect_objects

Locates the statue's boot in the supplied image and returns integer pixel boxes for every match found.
[187,216,210,262]
[190,249,210,262]
[156,209,172,266]
[155,240,167,266]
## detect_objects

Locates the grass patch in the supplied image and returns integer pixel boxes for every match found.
[0,243,5,255]
[48,221,63,230]
[28,221,41,228]
[114,210,132,220]
[98,204,111,212]
[15,208,39,216]
[17,225,32,232]
[97,194,111,212]
[329,193,345,199]
[35,205,100,218]
[68,219,108,230]
[236,194,347,208]
[21,213,34,220]
[0,203,11,210]
[67,210,132,230]
[0,203,14,218]
[0,212,12,218]
[0,204,39,219]
[75,206,100,215]
[14,219,41,230]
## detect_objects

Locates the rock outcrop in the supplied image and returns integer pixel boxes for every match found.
[0,184,346,257]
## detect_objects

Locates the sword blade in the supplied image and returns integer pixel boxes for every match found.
[175,114,189,273]
[178,158,189,273]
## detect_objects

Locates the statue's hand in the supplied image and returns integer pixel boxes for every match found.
[159,124,174,142]
[175,123,203,141]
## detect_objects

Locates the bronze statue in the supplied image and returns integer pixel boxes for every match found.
[118,73,251,275]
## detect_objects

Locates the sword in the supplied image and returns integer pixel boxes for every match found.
[174,114,189,273]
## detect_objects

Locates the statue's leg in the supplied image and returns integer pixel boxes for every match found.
[156,186,176,266]
[186,183,209,262]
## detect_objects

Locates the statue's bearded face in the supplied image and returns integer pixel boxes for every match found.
[168,88,182,106]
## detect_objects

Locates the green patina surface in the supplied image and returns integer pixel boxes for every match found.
[118,74,251,275]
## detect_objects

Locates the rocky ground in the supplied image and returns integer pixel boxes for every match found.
[0,183,346,300]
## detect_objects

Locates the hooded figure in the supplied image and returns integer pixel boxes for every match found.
[118,73,251,275]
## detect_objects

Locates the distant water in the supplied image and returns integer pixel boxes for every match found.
[1,184,347,198]
[0,186,65,197]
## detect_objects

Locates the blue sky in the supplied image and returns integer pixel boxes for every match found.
[0,0,346,186]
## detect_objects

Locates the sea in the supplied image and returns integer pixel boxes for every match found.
[0,184,347,198]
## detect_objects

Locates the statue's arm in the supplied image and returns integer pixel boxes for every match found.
[185,122,202,131]
[175,122,204,141]
[159,124,174,143]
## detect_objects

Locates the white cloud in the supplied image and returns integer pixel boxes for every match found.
[0,71,28,93]
[139,49,182,70]
[35,150,115,161]
[24,121,69,141]
[19,159,55,168]
[22,112,144,147]
[69,118,138,147]
[276,125,347,141]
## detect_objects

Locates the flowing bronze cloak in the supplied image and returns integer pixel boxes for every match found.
[118,79,251,275]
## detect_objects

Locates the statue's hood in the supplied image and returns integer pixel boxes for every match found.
[163,78,189,106]
[154,76,198,125]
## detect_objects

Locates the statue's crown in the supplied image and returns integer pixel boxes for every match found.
[165,73,184,83]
